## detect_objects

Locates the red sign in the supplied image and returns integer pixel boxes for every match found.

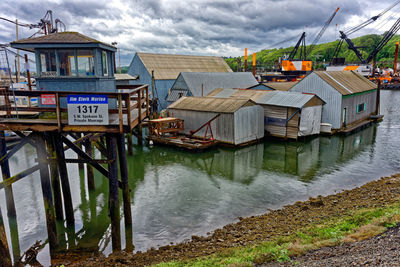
[41,94,56,105]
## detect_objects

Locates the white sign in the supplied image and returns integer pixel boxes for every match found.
[67,95,109,125]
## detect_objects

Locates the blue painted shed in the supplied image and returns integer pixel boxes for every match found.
[10,32,117,94]
[166,72,271,106]
[127,52,232,110]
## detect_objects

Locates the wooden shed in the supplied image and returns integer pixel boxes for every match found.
[290,71,378,131]
[167,97,264,145]
[256,91,324,139]
[207,88,324,139]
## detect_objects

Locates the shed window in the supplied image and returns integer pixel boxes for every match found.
[77,50,95,76]
[40,51,57,77]
[357,103,366,113]
[58,50,77,76]
[102,51,109,76]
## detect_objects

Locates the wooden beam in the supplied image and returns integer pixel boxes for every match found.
[117,134,132,226]
[0,206,11,267]
[0,138,28,166]
[106,134,121,251]
[34,133,58,251]
[0,164,40,190]
[0,131,16,219]
[53,134,74,227]
[61,135,123,188]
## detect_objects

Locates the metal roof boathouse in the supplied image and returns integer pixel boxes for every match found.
[168,97,264,145]
[166,72,268,105]
[127,52,232,109]
[290,71,378,131]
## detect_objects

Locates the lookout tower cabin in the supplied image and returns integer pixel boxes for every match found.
[10,32,117,95]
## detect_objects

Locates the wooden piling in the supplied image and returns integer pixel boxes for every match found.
[127,133,133,156]
[117,134,132,226]
[84,138,95,190]
[106,134,121,250]
[47,133,64,221]
[0,131,17,219]
[35,133,58,250]
[77,133,84,171]
[0,206,12,267]
[54,134,75,227]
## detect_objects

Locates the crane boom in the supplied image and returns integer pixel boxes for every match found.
[367,17,400,63]
[307,7,340,56]
[288,32,306,60]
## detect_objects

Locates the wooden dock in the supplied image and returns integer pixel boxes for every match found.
[0,84,150,265]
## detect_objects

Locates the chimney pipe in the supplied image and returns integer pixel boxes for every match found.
[244,48,247,72]
[394,42,399,75]
[252,53,256,76]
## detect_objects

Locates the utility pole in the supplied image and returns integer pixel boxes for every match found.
[118,47,121,73]
[15,19,20,83]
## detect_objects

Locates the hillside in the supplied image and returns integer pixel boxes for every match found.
[225,34,400,71]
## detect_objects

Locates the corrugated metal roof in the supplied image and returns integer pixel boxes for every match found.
[263,81,298,91]
[179,72,258,96]
[168,96,254,113]
[137,53,232,80]
[10,32,115,48]
[166,89,189,102]
[256,91,321,108]
[314,71,377,95]
[207,88,269,101]
[115,74,138,80]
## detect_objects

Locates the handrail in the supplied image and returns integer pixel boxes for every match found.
[0,84,150,132]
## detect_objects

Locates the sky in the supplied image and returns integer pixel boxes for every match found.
[0,0,400,66]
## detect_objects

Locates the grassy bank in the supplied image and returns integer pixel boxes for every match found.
[155,203,400,267]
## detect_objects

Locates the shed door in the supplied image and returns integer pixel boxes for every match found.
[342,107,347,127]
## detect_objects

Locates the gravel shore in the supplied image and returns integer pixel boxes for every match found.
[265,223,400,267]
[62,174,400,266]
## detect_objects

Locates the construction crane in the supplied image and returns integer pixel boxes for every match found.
[329,1,400,75]
[281,7,340,75]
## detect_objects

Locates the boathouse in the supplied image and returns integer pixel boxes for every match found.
[166,72,269,105]
[11,32,117,93]
[256,91,324,139]
[167,97,264,145]
[127,53,232,109]
[207,88,324,139]
[290,71,377,131]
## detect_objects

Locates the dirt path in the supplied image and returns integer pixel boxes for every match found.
[265,223,400,267]
[66,174,400,266]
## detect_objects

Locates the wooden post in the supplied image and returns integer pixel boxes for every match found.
[47,133,64,221]
[35,133,58,250]
[54,134,75,227]
[138,90,142,123]
[127,133,133,156]
[106,134,121,250]
[0,206,11,267]
[84,138,95,191]
[117,134,133,251]
[0,131,16,219]
[77,133,84,170]
[145,86,149,117]
[117,134,132,226]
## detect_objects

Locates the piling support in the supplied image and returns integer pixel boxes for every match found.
[47,133,64,221]
[77,133,84,171]
[35,132,58,250]
[106,134,121,250]
[54,134,75,227]
[84,138,95,190]
[0,131,16,219]
[127,133,133,156]
[0,206,12,267]
[117,134,132,226]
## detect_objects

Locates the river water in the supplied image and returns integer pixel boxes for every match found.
[1,90,400,265]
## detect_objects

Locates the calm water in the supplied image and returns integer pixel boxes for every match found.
[1,90,400,266]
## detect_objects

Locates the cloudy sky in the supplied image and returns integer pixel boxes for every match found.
[0,0,399,66]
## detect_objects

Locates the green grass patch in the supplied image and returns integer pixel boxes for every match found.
[153,202,400,267]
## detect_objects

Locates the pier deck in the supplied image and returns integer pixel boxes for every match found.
[0,85,149,133]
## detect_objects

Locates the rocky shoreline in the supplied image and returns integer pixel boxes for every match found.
[64,173,400,266]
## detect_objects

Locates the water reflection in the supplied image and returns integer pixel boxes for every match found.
[0,90,399,266]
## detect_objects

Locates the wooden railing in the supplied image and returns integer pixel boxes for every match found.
[0,84,150,133]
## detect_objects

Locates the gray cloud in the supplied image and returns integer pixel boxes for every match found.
[1,0,399,66]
